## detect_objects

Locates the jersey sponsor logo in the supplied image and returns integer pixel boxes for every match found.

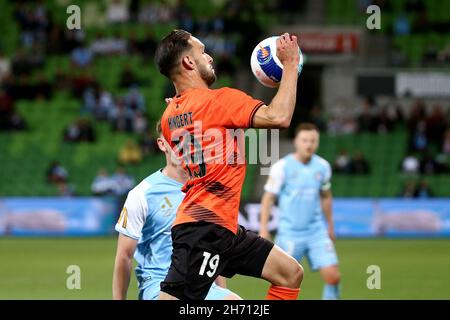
[315,172,323,181]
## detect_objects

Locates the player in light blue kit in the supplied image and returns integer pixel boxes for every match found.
[112,121,241,300]
[259,123,341,300]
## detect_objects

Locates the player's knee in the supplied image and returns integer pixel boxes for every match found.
[324,270,340,285]
[284,261,303,288]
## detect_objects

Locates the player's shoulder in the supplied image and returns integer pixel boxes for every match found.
[213,87,247,99]
[127,170,163,198]
[312,154,331,170]
[270,155,290,171]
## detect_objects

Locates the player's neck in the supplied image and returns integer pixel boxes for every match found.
[295,153,312,164]
[162,165,188,184]
[174,74,208,95]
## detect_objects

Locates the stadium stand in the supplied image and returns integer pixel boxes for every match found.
[0,0,449,198]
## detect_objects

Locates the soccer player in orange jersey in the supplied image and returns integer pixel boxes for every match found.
[155,29,303,300]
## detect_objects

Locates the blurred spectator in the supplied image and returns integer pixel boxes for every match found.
[0,88,27,131]
[91,168,114,195]
[0,50,11,83]
[407,99,427,133]
[309,105,327,132]
[327,98,357,135]
[409,121,428,152]
[356,97,377,132]
[107,0,129,24]
[128,0,140,22]
[401,153,420,175]
[442,129,450,154]
[426,105,447,150]
[97,87,115,120]
[119,64,140,88]
[216,54,236,77]
[133,111,148,134]
[109,98,134,132]
[111,167,135,196]
[63,119,96,143]
[334,150,351,174]
[91,32,127,56]
[71,46,93,68]
[118,139,143,165]
[349,151,371,174]
[420,153,438,174]
[394,14,411,36]
[124,86,145,112]
[133,30,157,59]
[140,130,158,156]
[57,181,75,197]
[415,180,433,198]
[46,161,68,184]
[400,180,417,198]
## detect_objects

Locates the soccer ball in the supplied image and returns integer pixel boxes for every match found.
[250,36,304,88]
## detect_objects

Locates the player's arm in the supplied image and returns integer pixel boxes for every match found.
[113,234,138,300]
[112,190,146,299]
[259,160,285,240]
[320,188,335,241]
[252,33,300,129]
[320,162,335,241]
[259,191,277,240]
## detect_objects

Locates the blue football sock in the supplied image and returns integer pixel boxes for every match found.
[322,284,340,300]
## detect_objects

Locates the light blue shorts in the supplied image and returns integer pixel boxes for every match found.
[276,231,338,271]
[139,280,234,300]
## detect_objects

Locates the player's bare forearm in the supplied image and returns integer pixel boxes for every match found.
[252,65,298,129]
[320,190,334,226]
[112,234,137,300]
[267,64,299,127]
[259,192,276,238]
[112,254,133,300]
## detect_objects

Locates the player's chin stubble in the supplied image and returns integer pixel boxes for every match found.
[198,63,216,86]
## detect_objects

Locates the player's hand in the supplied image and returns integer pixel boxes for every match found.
[259,229,272,241]
[276,33,300,68]
[328,225,336,242]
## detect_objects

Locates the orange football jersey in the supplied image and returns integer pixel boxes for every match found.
[161,87,264,234]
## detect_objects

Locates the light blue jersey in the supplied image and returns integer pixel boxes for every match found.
[264,154,338,271]
[115,169,234,300]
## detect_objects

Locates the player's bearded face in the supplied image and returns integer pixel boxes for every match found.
[197,58,216,86]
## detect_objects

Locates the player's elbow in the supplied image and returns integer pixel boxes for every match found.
[271,114,291,129]
[278,117,292,129]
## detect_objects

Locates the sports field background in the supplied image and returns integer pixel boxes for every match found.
[1,237,449,300]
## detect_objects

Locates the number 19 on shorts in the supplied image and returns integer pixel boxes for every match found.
[199,252,220,277]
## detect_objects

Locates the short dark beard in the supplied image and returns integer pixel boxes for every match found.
[197,62,216,86]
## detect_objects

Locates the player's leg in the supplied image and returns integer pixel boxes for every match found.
[307,235,340,300]
[139,281,162,300]
[261,245,303,299]
[159,222,235,300]
[319,264,341,300]
[222,226,303,300]
[205,282,242,300]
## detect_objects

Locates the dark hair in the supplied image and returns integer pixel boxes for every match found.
[156,119,162,136]
[295,123,319,136]
[155,29,192,79]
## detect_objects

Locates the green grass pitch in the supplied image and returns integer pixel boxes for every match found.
[0,237,449,299]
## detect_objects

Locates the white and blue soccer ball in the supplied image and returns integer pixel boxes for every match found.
[250,36,304,88]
